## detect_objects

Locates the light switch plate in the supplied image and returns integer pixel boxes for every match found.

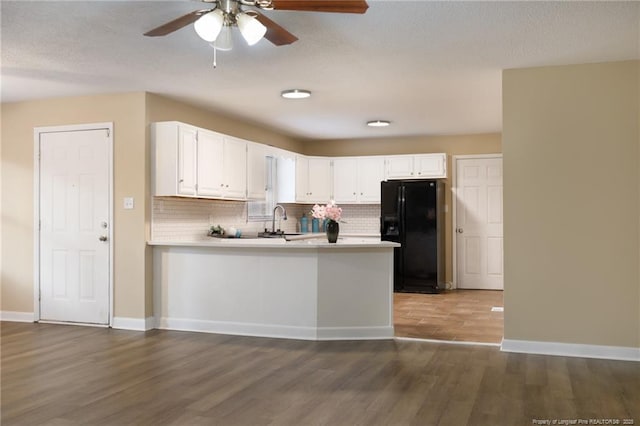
[124,197,134,210]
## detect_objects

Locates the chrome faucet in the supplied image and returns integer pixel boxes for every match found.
[272,204,287,233]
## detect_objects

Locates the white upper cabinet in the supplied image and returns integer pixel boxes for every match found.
[196,130,224,197]
[358,157,386,203]
[220,135,247,200]
[152,122,247,200]
[414,154,446,178]
[296,156,332,203]
[332,157,359,203]
[333,156,385,204]
[385,153,447,179]
[275,150,296,204]
[176,125,198,196]
[246,142,267,200]
[153,121,446,205]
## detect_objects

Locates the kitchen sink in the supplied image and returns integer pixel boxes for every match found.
[257,231,302,238]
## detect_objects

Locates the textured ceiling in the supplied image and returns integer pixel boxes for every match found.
[2,1,639,140]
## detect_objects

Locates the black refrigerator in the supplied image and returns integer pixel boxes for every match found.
[381,180,445,293]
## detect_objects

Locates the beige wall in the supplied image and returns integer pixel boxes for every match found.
[145,93,304,153]
[0,92,306,320]
[304,133,502,284]
[1,93,148,318]
[503,61,640,348]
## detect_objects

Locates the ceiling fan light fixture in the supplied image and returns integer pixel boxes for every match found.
[236,12,267,46]
[281,89,311,99]
[367,120,391,127]
[212,25,233,51]
[194,9,225,42]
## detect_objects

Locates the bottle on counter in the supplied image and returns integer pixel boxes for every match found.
[312,218,319,233]
[300,214,308,234]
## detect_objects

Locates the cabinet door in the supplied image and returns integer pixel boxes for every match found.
[307,158,332,203]
[414,153,446,178]
[295,155,310,202]
[358,157,385,203]
[276,154,296,203]
[177,126,197,195]
[386,156,415,179]
[247,142,267,200]
[223,137,247,199]
[196,130,224,197]
[332,157,358,203]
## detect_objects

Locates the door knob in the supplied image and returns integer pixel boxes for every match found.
[99,235,108,242]
[456,228,464,234]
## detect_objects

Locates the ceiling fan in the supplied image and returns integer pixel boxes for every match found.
[144,0,369,51]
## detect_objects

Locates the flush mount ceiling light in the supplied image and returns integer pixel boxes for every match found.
[367,120,391,127]
[281,89,312,99]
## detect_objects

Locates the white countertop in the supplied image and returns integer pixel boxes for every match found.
[148,236,398,249]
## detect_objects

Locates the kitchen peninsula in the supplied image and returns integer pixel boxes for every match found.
[150,237,399,341]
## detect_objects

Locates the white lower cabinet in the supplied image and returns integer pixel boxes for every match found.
[333,156,385,204]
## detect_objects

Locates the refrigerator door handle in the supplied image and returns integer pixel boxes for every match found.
[399,185,405,236]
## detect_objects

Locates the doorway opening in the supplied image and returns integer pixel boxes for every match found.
[394,154,504,344]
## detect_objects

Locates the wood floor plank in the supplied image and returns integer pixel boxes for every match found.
[394,289,504,343]
[2,322,639,426]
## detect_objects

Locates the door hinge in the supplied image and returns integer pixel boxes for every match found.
[106,128,110,138]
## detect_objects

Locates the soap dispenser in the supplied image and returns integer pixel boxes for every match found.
[300,214,308,234]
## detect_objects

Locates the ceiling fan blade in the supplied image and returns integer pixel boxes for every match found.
[253,12,299,46]
[144,10,210,37]
[270,0,368,14]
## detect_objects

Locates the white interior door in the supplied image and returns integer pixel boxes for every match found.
[455,156,503,290]
[39,128,111,324]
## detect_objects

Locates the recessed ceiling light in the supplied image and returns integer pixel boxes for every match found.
[367,120,391,127]
[281,89,311,99]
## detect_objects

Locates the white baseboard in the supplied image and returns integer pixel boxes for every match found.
[316,326,394,340]
[501,339,640,362]
[112,316,156,331]
[158,317,394,341]
[0,311,34,322]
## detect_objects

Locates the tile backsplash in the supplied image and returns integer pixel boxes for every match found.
[151,197,381,241]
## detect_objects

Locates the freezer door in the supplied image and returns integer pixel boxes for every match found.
[380,180,405,291]
[380,181,401,241]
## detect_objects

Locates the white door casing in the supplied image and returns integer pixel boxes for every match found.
[35,124,113,324]
[453,155,504,290]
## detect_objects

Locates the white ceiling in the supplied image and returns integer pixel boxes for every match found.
[2,1,639,140]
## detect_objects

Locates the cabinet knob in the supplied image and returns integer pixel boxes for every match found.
[418,172,421,175]
[179,179,184,183]
[411,172,414,175]
[226,184,229,188]
[220,184,224,187]
[353,192,356,195]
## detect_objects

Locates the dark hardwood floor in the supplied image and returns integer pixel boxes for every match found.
[2,322,639,425]
[394,290,504,344]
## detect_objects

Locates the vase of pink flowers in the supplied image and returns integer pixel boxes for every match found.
[311,201,342,243]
